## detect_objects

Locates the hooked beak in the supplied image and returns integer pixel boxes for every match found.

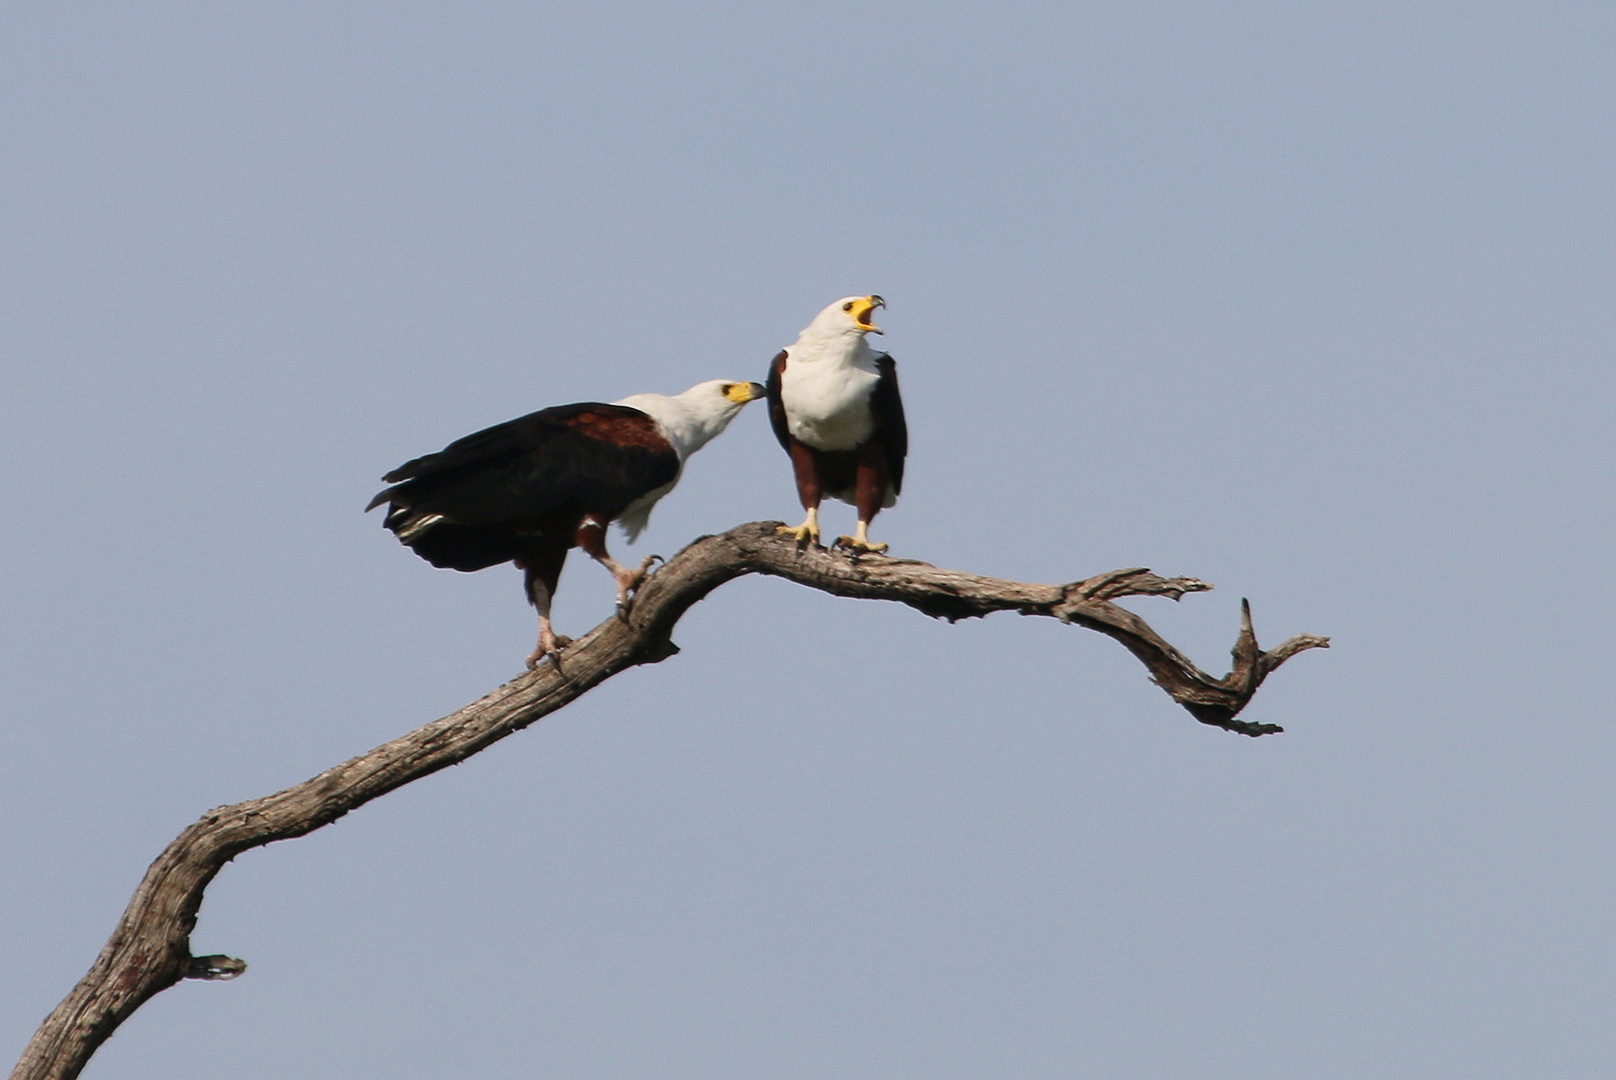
[726,381,766,404]
[851,295,885,335]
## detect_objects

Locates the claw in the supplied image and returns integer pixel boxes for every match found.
[835,519,888,555]
[777,522,822,547]
[526,632,572,670]
[778,507,822,548]
[613,555,659,618]
[834,535,889,554]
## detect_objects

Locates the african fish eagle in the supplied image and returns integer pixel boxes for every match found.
[766,295,908,552]
[369,379,765,668]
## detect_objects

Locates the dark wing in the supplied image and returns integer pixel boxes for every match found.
[371,403,676,523]
[765,350,792,453]
[872,354,907,497]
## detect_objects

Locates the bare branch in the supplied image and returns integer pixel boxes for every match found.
[9,521,1327,1080]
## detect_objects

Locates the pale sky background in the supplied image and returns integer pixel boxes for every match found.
[3,3,1614,1078]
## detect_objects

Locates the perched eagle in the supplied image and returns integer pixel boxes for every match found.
[369,379,764,668]
[766,295,908,552]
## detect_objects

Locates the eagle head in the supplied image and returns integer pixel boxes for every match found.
[808,295,885,337]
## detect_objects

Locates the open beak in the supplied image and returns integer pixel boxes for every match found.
[852,295,885,335]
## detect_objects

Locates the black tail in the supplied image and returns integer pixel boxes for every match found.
[381,507,521,572]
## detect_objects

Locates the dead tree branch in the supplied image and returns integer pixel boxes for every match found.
[10,521,1327,1080]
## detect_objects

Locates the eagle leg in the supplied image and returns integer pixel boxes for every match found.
[780,439,824,547]
[519,541,571,670]
[834,441,890,554]
[577,517,655,617]
[834,519,888,555]
[777,506,821,548]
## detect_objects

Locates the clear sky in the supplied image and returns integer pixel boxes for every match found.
[3,3,1613,1077]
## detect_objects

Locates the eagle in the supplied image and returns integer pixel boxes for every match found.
[369,379,765,668]
[766,295,908,552]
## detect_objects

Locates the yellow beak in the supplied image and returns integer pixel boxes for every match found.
[850,295,885,335]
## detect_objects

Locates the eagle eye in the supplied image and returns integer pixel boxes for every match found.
[842,301,854,311]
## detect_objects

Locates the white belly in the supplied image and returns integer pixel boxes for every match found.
[615,475,678,542]
[780,356,881,451]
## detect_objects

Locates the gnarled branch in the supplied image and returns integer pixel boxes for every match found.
[10,522,1327,1080]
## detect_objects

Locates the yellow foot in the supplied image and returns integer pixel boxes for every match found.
[777,523,822,547]
[834,535,889,554]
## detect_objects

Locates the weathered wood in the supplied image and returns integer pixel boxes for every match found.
[9,522,1327,1080]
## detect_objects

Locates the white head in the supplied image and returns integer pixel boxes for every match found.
[798,295,886,342]
[614,379,765,461]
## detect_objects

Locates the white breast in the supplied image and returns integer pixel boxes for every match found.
[780,349,882,452]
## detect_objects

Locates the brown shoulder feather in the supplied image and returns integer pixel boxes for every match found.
[560,407,672,454]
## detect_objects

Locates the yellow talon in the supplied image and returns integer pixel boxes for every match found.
[778,507,822,547]
[777,523,821,546]
[834,520,887,554]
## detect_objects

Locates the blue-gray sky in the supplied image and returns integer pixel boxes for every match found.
[3,3,1613,1077]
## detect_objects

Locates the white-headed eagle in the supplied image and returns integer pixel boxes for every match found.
[370,379,764,668]
[766,296,908,552]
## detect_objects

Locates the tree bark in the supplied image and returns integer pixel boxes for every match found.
[9,521,1327,1080]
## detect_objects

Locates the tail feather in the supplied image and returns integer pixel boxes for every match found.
[384,513,524,572]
